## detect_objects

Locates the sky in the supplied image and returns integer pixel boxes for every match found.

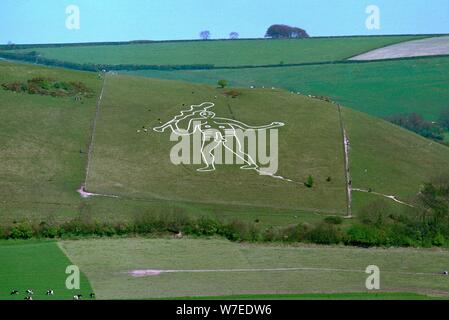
[1,0,448,44]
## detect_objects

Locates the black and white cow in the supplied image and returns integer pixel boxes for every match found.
[73,294,83,300]
[26,289,34,295]
[10,290,19,295]
[46,289,54,296]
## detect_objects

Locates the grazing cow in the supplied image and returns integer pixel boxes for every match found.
[443,270,448,275]
[73,294,83,300]
[26,289,34,295]
[90,293,96,299]
[46,289,54,296]
[24,296,33,301]
[10,290,19,295]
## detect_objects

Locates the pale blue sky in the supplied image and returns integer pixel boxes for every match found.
[1,0,448,44]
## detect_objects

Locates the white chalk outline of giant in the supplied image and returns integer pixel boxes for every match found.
[153,102,285,175]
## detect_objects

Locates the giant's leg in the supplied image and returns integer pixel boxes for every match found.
[223,136,259,170]
[198,135,221,172]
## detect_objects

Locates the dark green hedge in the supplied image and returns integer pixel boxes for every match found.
[0,51,214,72]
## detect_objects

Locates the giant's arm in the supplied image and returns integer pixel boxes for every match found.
[154,117,204,135]
[215,118,285,130]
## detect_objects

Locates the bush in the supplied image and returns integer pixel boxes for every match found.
[344,224,384,247]
[386,113,444,141]
[305,223,342,245]
[324,216,343,225]
[304,175,314,188]
[217,79,228,88]
[432,233,446,247]
[7,222,33,240]
[224,220,261,242]
[36,222,58,238]
[439,108,449,131]
[2,77,93,98]
[358,200,394,228]
[265,224,299,242]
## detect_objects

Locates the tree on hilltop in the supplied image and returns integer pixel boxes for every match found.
[200,30,211,40]
[229,32,239,40]
[265,24,309,39]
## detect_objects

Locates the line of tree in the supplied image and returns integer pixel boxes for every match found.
[0,51,214,72]
[265,24,310,39]
[2,177,448,248]
[350,176,449,247]
[199,31,240,40]
[440,109,449,131]
[386,111,449,142]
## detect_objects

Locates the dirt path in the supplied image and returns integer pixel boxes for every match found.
[349,36,449,61]
[335,104,416,212]
[353,188,414,207]
[128,267,445,278]
[337,104,352,218]
[83,73,106,190]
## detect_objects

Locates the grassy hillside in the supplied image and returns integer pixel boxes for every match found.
[87,73,449,215]
[0,240,92,300]
[6,36,425,67]
[86,74,347,214]
[0,61,102,223]
[60,238,449,299]
[343,107,449,200]
[2,61,449,226]
[124,56,449,120]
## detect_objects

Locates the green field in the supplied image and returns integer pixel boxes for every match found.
[0,241,92,300]
[124,56,449,120]
[59,238,449,299]
[6,36,425,67]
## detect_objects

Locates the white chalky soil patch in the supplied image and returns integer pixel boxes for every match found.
[349,36,449,61]
[77,185,119,199]
[128,267,442,278]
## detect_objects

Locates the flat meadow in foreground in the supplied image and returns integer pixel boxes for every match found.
[60,238,449,299]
